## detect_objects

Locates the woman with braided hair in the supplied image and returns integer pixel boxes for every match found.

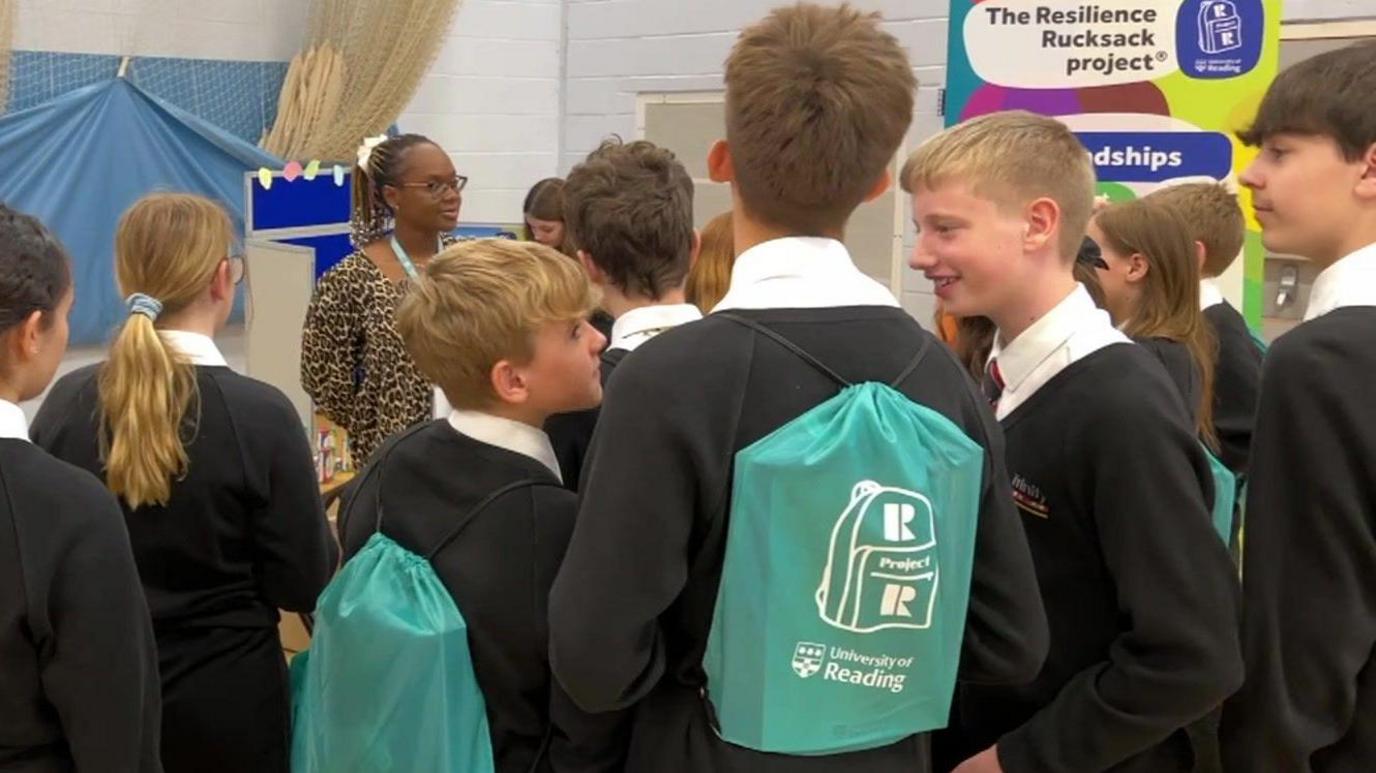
[301,133,466,463]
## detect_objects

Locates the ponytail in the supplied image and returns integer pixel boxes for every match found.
[99,305,198,507]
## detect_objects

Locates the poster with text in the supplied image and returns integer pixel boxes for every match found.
[945,0,1281,323]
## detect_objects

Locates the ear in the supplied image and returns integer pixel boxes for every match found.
[489,359,530,406]
[862,169,892,204]
[708,140,734,184]
[687,229,702,271]
[5,310,45,367]
[1023,197,1061,253]
[381,184,402,214]
[1194,240,1208,273]
[209,259,233,303]
[1126,253,1151,284]
[577,250,608,286]
[1356,141,1376,200]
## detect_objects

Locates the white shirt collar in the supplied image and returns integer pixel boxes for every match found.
[159,330,229,367]
[609,304,702,352]
[1200,279,1225,311]
[0,400,29,442]
[991,284,1124,394]
[447,409,562,482]
[1305,241,1376,321]
[712,237,899,312]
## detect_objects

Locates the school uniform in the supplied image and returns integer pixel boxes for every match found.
[944,286,1242,772]
[338,412,627,773]
[31,331,337,773]
[548,237,1049,773]
[1220,242,1376,772]
[1133,336,1202,427]
[1200,281,1261,475]
[547,303,703,489]
[0,401,162,773]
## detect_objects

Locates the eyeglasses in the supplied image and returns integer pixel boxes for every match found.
[226,255,246,286]
[396,176,469,199]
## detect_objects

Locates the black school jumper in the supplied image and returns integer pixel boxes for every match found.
[0,440,162,773]
[1220,307,1376,772]
[945,343,1242,773]
[545,348,628,491]
[1134,336,1202,427]
[31,365,337,773]
[1202,302,1261,475]
[339,421,628,772]
[549,307,1050,773]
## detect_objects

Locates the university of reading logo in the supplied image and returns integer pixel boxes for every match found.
[1177,0,1264,79]
[790,642,913,694]
[791,642,826,678]
[816,481,938,634]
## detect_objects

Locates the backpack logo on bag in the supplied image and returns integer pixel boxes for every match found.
[791,642,827,678]
[817,481,938,634]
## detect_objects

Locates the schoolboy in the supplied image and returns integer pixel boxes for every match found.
[545,138,702,489]
[1145,181,1260,475]
[1219,42,1376,772]
[905,110,1242,772]
[338,239,625,772]
[549,6,1049,772]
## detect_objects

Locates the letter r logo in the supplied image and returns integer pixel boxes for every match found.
[880,584,917,617]
[884,503,916,542]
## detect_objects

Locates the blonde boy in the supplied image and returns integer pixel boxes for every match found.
[905,111,1241,773]
[338,239,625,771]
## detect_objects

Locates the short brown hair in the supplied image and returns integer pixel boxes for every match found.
[396,239,596,409]
[724,3,915,234]
[902,111,1096,258]
[1238,41,1376,159]
[563,138,694,299]
[1146,183,1245,278]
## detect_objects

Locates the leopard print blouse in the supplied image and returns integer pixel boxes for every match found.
[300,250,437,465]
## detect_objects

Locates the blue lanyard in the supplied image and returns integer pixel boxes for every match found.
[390,234,443,280]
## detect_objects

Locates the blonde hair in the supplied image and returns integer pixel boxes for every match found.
[902,110,1096,258]
[1095,199,1218,448]
[397,239,596,409]
[100,194,234,508]
[1144,182,1245,278]
[724,3,915,234]
[686,212,734,313]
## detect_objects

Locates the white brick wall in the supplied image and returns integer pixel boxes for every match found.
[562,0,947,323]
[1284,0,1376,20]
[13,0,311,61]
[399,0,564,225]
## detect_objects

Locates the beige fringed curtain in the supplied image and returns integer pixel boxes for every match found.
[261,0,463,161]
[0,0,14,114]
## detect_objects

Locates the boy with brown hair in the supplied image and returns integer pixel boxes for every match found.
[904,110,1242,772]
[545,138,702,490]
[336,239,625,772]
[1145,182,1260,476]
[550,5,1048,772]
[1220,42,1376,772]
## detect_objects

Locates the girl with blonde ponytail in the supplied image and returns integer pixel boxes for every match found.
[32,193,337,773]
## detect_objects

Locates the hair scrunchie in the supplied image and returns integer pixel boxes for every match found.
[126,293,163,321]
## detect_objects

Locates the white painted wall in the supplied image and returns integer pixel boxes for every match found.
[1285,0,1376,21]
[562,0,946,321]
[13,0,311,61]
[398,0,564,226]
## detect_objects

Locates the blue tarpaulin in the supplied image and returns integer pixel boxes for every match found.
[0,77,280,344]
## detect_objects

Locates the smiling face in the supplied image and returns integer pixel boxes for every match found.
[909,181,1029,320]
[1240,133,1370,266]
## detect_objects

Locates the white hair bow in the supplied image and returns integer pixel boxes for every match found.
[356,135,388,173]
